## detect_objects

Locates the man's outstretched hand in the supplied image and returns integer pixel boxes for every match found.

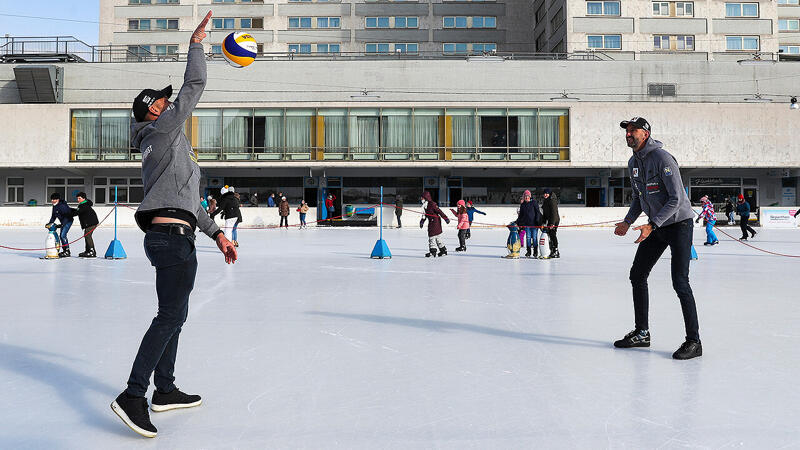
[216,233,238,264]
[191,11,212,44]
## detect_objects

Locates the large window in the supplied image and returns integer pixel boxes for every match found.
[779,19,800,32]
[366,43,418,54]
[779,0,800,4]
[654,35,695,50]
[6,177,24,204]
[780,45,800,54]
[213,18,262,29]
[587,1,620,16]
[726,35,759,51]
[588,34,622,49]
[366,17,418,28]
[443,43,496,54]
[725,3,759,17]
[72,108,570,162]
[443,16,496,28]
[47,178,86,203]
[652,2,693,17]
[463,177,585,205]
[93,177,144,204]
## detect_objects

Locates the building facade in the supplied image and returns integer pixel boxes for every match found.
[1,54,799,218]
[99,0,535,59]
[533,0,793,61]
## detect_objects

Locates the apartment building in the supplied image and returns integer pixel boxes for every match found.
[533,0,785,61]
[98,0,535,58]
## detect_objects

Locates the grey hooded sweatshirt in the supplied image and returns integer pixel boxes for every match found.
[624,138,695,228]
[131,43,220,239]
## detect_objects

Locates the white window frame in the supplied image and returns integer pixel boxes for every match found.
[654,34,694,50]
[726,35,760,51]
[676,2,693,17]
[587,34,621,49]
[288,17,313,28]
[6,177,24,204]
[586,1,621,16]
[46,177,86,204]
[779,19,800,32]
[779,0,800,4]
[725,3,759,18]
[780,45,800,54]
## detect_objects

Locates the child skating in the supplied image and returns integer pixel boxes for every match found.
[420,191,450,257]
[45,192,74,258]
[465,200,485,239]
[450,200,470,252]
[695,195,719,245]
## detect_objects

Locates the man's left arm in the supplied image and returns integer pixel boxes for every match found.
[650,156,684,227]
[196,203,221,240]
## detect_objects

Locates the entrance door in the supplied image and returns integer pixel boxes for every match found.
[585,188,603,207]
[448,188,462,207]
[744,188,758,222]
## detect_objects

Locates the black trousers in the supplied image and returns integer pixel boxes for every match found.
[280,216,289,228]
[548,225,559,252]
[629,218,700,342]
[739,216,755,238]
[127,228,197,397]
[458,229,467,248]
[396,213,402,228]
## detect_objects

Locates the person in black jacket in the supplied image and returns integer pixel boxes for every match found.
[516,190,542,257]
[395,196,403,228]
[542,188,560,258]
[46,192,74,258]
[210,187,241,246]
[72,192,100,257]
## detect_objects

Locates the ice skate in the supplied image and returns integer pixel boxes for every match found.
[425,248,437,258]
[111,392,157,438]
[58,248,70,258]
[438,247,447,257]
[455,246,465,252]
[525,247,532,258]
[151,388,202,412]
[78,249,96,258]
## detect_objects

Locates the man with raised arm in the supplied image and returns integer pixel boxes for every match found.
[111,12,238,438]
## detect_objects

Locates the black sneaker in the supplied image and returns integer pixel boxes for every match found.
[672,340,702,360]
[613,329,650,348]
[525,247,532,257]
[111,392,157,438]
[151,388,202,412]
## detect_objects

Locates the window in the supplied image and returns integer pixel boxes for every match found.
[128,19,151,31]
[587,34,621,49]
[212,18,236,29]
[316,17,340,28]
[71,109,136,161]
[366,43,391,53]
[779,19,800,31]
[393,43,419,54]
[154,19,178,30]
[47,178,86,203]
[652,2,693,17]
[6,177,24,204]
[726,35,759,50]
[780,45,800,54]
[648,83,677,96]
[92,177,144,204]
[288,44,312,53]
[779,0,800,4]
[587,1,620,16]
[212,45,222,54]
[443,43,495,54]
[653,35,694,50]
[443,16,469,28]
[155,45,178,55]
[289,17,314,28]
[725,3,758,17]
[316,43,341,54]
[472,17,497,28]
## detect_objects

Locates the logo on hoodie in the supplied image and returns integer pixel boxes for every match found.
[142,145,152,160]
[664,166,673,177]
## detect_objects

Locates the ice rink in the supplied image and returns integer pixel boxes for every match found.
[1,225,799,449]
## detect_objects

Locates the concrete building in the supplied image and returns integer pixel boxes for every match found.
[534,0,788,61]
[1,50,799,220]
[98,0,535,59]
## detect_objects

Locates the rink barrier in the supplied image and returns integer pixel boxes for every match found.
[692,208,800,259]
[0,206,116,252]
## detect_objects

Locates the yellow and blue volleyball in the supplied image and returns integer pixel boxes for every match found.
[222,32,257,68]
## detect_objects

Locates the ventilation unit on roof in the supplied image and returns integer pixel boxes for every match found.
[13,65,63,103]
[647,83,677,97]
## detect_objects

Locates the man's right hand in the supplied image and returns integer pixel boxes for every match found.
[614,221,630,236]
[216,233,237,264]
[191,11,212,44]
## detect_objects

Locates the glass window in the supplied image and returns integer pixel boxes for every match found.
[139,19,151,30]
[605,35,621,49]
[254,109,284,152]
[604,2,620,15]
[241,18,252,28]
[366,17,377,28]
[301,17,311,28]
[222,109,252,151]
[652,2,669,16]
[407,17,418,28]
[330,17,340,27]
[317,17,328,27]
[444,17,455,27]
[455,17,467,28]
[212,45,222,54]
[587,2,603,15]
[289,17,299,28]
[588,35,604,48]
[742,3,758,16]
[473,16,484,27]
[779,19,800,31]
[395,17,406,28]
[779,0,800,4]
[377,17,390,27]
[192,109,222,152]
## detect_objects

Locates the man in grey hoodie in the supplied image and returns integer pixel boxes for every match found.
[612,117,702,361]
[111,11,238,439]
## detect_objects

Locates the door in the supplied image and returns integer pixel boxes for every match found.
[585,188,602,207]
[448,188,462,207]
[744,188,758,222]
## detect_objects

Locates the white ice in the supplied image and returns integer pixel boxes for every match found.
[1,225,799,449]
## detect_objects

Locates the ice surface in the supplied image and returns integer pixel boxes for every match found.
[1,226,799,449]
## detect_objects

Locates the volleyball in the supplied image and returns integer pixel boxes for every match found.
[222,32,257,68]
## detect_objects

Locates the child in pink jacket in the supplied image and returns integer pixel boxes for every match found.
[450,199,470,252]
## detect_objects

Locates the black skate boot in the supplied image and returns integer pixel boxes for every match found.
[425,248,438,257]
[465,229,471,239]
[525,247,532,258]
[532,246,538,258]
[455,246,464,252]
[750,230,757,238]
[58,248,70,258]
[550,249,560,259]
[672,340,702,360]
[111,392,157,438]
[79,249,96,258]
[438,247,447,257]
[151,388,202,412]
[613,329,650,348]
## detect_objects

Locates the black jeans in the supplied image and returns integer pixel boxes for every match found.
[739,216,755,238]
[396,213,402,228]
[548,225,559,252]
[629,218,700,342]
[280,216,288,228]
[127,228,197,397]
[458,229,467,248]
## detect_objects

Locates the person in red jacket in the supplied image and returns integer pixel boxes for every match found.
[325,193,336,225]
[420,191,450,257]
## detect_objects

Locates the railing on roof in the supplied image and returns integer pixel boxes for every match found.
[1,36,611,63]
